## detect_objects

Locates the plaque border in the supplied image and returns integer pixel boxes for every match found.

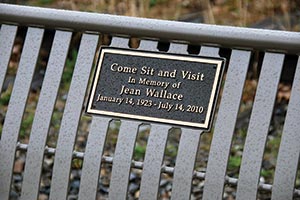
[86,47,225,130]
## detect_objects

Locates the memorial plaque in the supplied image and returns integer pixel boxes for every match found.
[86,47,225,130]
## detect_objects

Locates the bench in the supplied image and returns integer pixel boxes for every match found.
[0,3,300,200]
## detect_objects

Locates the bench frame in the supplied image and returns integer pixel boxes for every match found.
[0,3,300,200]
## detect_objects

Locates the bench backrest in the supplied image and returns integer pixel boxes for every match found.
[0,3,300,200]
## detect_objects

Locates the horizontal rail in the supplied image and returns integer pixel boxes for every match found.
[1,3,300,54]
[16,142,300,196]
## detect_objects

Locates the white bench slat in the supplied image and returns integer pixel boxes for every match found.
[0,25,17,91]
[236,53,284,200]
[49,33,99,200]
[167,42,201,199]
[138,39,169,200]
[78,117,110,200]
[168,42,188,54]
[139,124,169,200]
[171,129,202,199]
[108,121,140,200]
[0,27,44,200]
[109,37,139,200]
[202,50,251,200]
[110,36,129,48]
[199,46,220,57]
[138,40,158,51]
[20,30,72,200]
[108,36,139,200]
[139,39,157,50]
[271,57,300,200]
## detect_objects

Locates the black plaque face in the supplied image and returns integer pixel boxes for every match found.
[86,47,225,130]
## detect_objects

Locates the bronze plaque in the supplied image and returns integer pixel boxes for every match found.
[86,47,225,130]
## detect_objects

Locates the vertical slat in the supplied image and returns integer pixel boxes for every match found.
[236,53,284,200]
[78,117,110,200]
[138,39,157,50]
[49,33,99,200]
[170,43,202,199]
[108,121,140,200]
[171,129,202,200]
[139,125,169,200]
[20,30,72,200]
[200,46,220,57]
[107,36,139,200]
[0,27,44,200]
[110,36,129,48]
[168,43,187,54]
[271,57,300,200]
[202,50,251,200]
[138,39,158,51]
[0,25,17,91]
[139,39,169,200]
